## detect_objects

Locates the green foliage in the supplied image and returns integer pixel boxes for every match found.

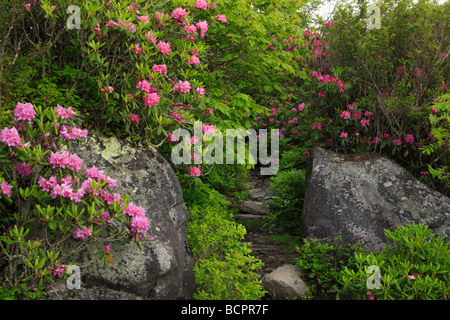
[269,168,306,236]
[296,236,366,296]
[420,94,450,190]
[187,203,265,300]
[337,223,450,300]
[0,283,47,300]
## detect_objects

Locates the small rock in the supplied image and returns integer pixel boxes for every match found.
[261,264,309,299]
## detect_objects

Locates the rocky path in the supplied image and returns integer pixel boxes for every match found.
[233,173,299,279]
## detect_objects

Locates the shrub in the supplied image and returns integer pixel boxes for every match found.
[269,168,306,236]
[187,203,265,300]
[337,223,450,300]
[0,101,150,296]
[296,236,366,297]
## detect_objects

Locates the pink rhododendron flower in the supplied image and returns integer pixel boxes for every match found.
[404,134,415,144]
[55,105,76,119]
[312,122,323,130]
[196,87,205,96]
[340,110,351,119]
[52,265,67,276]
[298,103,306,111]
[14,102,35,121]
[188,55,200,66]
[188,166,202,177]
[184,24,197,34]
[361,119,370,127]
[108,86,114,93]
[138,15,150,23]
[202,124,215,136]
[392,138,402,146]
[216,15,227,22]
[127,113,140,123]
[133,43,142,54]
[195,0,208,9]
[171,7,187,20]
[152,64,167,75]
[348,104,356,110]
[145,31,157,43]
[167,133,179,142]
[340,132,348,138]
[157,41,171,55]
[24,3,31,10]
[60,125,88,141]
[0,127,21,147]
[73,226,93,240]
[196,21,208,37]
[0,181,12,197]
[174,81,191,93]
[130,215,149,235]
[143,92,161,108]
[38,175,58,192]
[15,162,34,177]
[124,202,146,218]
[136,80,153,93]
[303,151,310,157]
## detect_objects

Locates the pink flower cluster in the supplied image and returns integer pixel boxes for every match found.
[173,80,191,93]
[14,102,35,121]
[152,64,167,75]
[55,105,76,119]
[195,0,208,9]
[60,125,88,141]
[0,127,21,147]
[0,181,12,197]
[188,166,202,177]
[73,226,93,240]
[48,150,83,172]
[157,41,171,55]
[124,202,149,237]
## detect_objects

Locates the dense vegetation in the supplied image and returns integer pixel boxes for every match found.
[0,0,448,300]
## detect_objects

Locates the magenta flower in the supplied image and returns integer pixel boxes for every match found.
[152,64,167,75]
[312,122,323,130]
[361,119,370,127]
[15,162,34,177]
[143,92,161,108]
[0,127,21,147]
[202,124,215,136]
[0,181,12,197]
[195,0,208,9]
[188,166,202,177]
[196,21,208,37]
[14,102,35,121]
[133,43,142,54]
[73,226,93,240]
[130,215,149,235]
[340,110,351,120]
[340,132,348,138]
[173,80,191,93]
[55,105,76,119]
[216,15,227,22]
[157,41,171,56]
[404,134,415,144]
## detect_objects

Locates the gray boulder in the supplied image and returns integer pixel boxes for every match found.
[45,132,195,300]
[303,147,450,252]
[261,264,309,299]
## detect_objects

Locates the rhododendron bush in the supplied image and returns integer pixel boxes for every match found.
[0,101,150,293]
[255,0,449,195]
